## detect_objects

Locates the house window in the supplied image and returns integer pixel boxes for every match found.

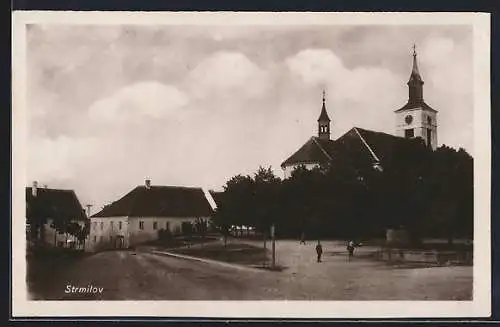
[93,222,97,230]
[166,221,170,231]
[153,221,158,230]
[110,221,114,230]
[93,236,97,242]
[404,128,414,138]
[139,221,144,230]
[119,221,122,230]
[100,221,104,230]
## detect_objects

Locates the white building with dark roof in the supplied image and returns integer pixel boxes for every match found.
[86,179,215,252]
[281,47,438,178]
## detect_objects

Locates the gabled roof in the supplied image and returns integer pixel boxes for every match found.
[92,185,214,218]
[26,187,87,222]
[281,136,335,168]
[282,127,428,171]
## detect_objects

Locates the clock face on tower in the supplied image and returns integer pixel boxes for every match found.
[405,115,413,125]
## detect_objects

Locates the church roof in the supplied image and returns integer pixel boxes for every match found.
[281,127,427,170]
[91,185,214,218]
[395,46,437,113]
[318,101,331,122]
[408,48,423,84]
[394,101,437,113]
[281,136,335,168]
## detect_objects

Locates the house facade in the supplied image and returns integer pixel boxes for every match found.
[26,181,88,248]
[86,180,214,252]
[281,47,438,176]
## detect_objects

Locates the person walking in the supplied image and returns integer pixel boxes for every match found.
[316,240,323,262]
[347,240,355,261]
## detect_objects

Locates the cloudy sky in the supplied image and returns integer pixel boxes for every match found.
[26,24,473,210]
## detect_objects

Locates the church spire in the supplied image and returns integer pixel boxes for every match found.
[407,44,424,103]
[317,89,331,140]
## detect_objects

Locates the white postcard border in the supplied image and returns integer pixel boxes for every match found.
[11,11,491,318]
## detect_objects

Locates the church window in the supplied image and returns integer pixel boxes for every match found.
[139,221,144,230]
[405,129,414,138]
[427,116,432,125]
[153,221,158,230]
[427,128,432,146]
[119,221,122,230]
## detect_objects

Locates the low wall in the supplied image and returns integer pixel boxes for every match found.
[374,248,473,265]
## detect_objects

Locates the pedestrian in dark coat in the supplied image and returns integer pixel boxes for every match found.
[347,240,355,261]
[316,241,323,262]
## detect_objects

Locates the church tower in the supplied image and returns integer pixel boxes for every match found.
[395,45,438,150]
[318,90,331,140]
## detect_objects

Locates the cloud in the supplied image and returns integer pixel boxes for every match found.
[27,136,98,182]
[186,51,272,100]
[88,81,189,123]
[286,49,344,86]
[418,36,473,153]
[285,48,401,134]
[25,26,473,210]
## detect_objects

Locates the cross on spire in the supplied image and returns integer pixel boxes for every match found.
[322,89,326,104]
[412,43,417,57]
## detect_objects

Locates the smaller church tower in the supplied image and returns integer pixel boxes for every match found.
[318,90,331,140]
[395,45,438,150]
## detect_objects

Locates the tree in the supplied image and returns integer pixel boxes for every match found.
[76,220,90,249]
[194,217,208,239]
[26,195,51,245]
[253,166,281,233]
[212,141,473,246]
[216,174,255,231]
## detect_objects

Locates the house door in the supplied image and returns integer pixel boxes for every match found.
[116,236,124,249]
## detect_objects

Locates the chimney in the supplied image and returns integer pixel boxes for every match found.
[145,179,151,189]
[32,181,38,197]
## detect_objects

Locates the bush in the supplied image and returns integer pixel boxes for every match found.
[158,228,173,241]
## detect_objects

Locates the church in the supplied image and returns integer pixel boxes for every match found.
[281,47,438,178]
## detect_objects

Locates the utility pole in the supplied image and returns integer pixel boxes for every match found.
[271,224,276,268]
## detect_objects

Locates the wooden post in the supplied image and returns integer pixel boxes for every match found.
[263,231,267,266]
[271,224,276,268]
